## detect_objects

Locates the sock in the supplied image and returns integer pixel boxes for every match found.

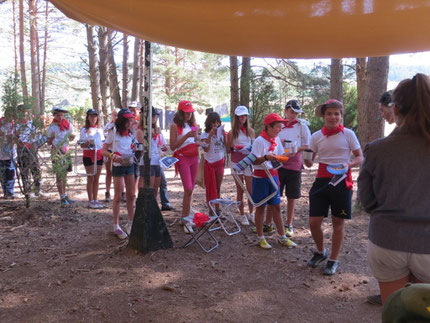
[61,194,66,199]
[113,224,121,231]
[278,234,287,239]
[258,235,264,240]
[318,248,326,255]
[328,258,338,263]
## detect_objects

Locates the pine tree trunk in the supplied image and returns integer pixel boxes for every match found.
[98,26,110,121]
[131,37,141,101]
[12,0,19,78]
[19,0,28,103]
[330,58,343,101]
[107,29,122,110]
[229,56,239,119]
[122,33,129,108]
[29,0,41,113]
[240,57,251,108]
[138,41,145,105]
[85,24,101,115]
[356,57,367,143]
[358,56,389,148]
[40,0,49,113]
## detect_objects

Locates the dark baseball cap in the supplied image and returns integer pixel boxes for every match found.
[86,109,98,115]
[285,100,303,113]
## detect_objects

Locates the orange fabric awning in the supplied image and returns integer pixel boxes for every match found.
[49,0,430,58]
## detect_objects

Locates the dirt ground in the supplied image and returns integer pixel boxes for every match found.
[0,165,382,323]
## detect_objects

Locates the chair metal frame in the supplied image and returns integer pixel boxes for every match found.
[182,214,220,253]
[208,198,241,236]
[232,162,278,207]
[73,141,97,176]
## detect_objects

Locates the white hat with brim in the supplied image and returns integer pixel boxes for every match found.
[52,106,69,114]
[235,105,249,116]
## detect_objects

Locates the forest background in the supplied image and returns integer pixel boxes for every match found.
[2,0,430,148]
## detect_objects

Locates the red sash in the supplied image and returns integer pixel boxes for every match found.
[204,158,224,203]
[173,143,199,176]
[317,162,353,190]
[253,168,278,179]
[83,149,103,163]
[52,118,70,131]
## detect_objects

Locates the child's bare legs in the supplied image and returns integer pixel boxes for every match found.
[255,205,266,236]
[112,176,124,226]
[244,175,254,215]
[124,174,135,222]
[234,174,245,215]
[269,204,285,236]
[309,216,325,253]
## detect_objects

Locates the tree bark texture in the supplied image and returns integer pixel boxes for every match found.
[138,40,145,105]
[19,0,28,103]
[356,57,367,140]
[229,56,239,120]
[122,33,129,108]
[12,0,19,77]
[98,26,109,121]
[40,0,49,113]
[29,0,41,113]
[240,57,251,108]
[358,56,389,148]
[107,29,122,110]
[131,37,141,102]
[142,41,152,188]
[85,24,101,115]
[330,58,343,101]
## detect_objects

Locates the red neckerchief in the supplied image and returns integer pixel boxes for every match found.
[321,124,344,137]
[52,118,70,131]
[89,125,97,128]
[240,126,247,134]
[259,129,276,151]
[283,120,298,128]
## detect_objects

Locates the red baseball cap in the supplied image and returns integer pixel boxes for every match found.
[178,100,195,113]
[264,113,286,126]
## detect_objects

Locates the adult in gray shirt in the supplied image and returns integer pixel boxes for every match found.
[358,73,430,305]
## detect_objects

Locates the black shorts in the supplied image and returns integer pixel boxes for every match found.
[139,165,161,177]
[278,168,301,199]
[309,178,352,219]
[112,165,135,177]
[83,157,103,167]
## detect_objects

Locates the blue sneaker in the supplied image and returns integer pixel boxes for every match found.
[60,198,70,207]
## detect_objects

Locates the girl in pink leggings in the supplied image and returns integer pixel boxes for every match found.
[170,101,199,234]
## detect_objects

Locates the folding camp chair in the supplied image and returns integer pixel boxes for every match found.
[74,141,97,176]
[182,213,220,253]
[208,198,241,236]
[231,154,279,207]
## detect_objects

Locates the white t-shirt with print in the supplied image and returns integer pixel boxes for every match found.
[200,131,225,163]
[139,133,167,166]
[47,122,74,151]
[105,130,136,166]
[79,127,105,151]
[251,135,284,172]
[310,128,360,165]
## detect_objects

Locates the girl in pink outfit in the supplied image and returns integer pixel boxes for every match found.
[169,101,199,234]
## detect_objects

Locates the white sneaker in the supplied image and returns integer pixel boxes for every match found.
[89,201,98,209]
[183,222,194,234]
[125,222,132,235]
[239,214,250,226]
[94,201,105,208]
[114,227,128,239]
[248,213,255,224]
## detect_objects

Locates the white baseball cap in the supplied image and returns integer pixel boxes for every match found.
[235,105,249,116]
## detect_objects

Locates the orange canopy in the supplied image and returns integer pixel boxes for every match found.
[49,0,430,58]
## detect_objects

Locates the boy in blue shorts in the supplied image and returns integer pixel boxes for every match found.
[251,113,297,249]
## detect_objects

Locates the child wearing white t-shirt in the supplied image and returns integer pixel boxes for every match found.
[136,107,168,201]
[304,99,363,276]
[200,112,226,209]
[102,108,137,240]
[79,109,105,209]
[47,106,75,207]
